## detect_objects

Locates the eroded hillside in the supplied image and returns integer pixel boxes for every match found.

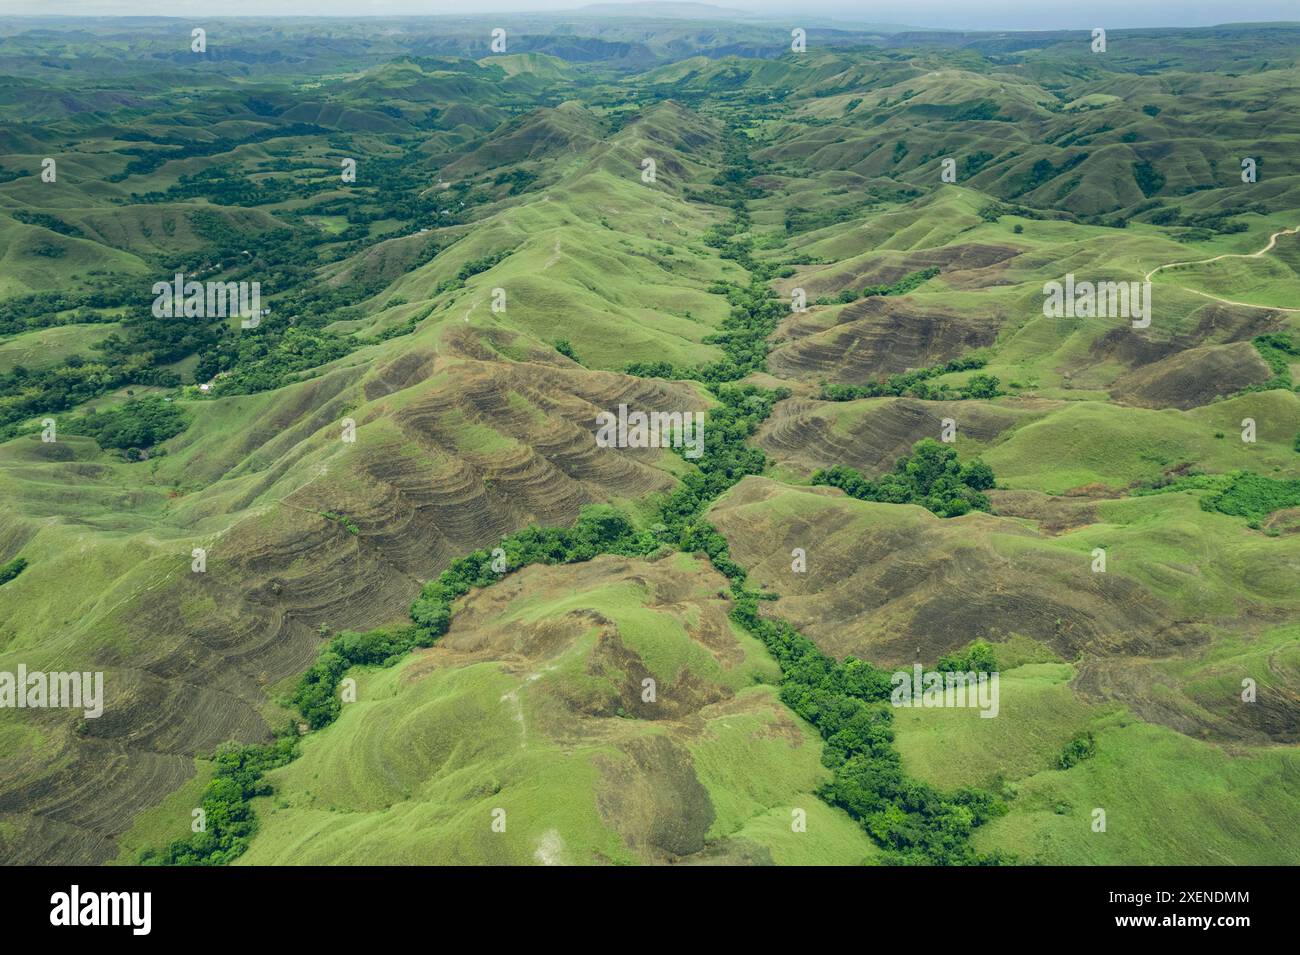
[0,16,1298,866]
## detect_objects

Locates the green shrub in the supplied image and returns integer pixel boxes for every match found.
[938,640,998,673]
[1201,471,1300,522]
[1059,731,1098,769]
[0,556,28,586]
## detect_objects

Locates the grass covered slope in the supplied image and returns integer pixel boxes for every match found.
[710,478,1300,864]
[894,659,1300,865]
[238,553,877,865]
[0,327,712,863]
[2,16,1300,866]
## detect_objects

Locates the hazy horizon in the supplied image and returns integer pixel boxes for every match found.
[4,1,1299,32]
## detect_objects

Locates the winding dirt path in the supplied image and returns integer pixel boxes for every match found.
[1144,225,1300,312]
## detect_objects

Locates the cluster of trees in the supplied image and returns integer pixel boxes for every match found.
[629,127,788,386]
[320,511,360,536]
[695,282,788,383]
[359,306,434,347]
[200,326,355,397]
[859,265,940,299]
[125,123,330,193]
[11,210,82,237]
[1059,731,1098,769]
[1131,160,1166,198]
[1200,471,1300,524]
[0,356,172,436]
[0,287,136,336]
[147,165,314,207]
[695,126,767,265]
[298,146,500,238]
[292,626,423,730]
[58,396,189,453]
[624,280,786,385]
[428,248,515,298]
[1146,204,1253,236]
[0,273,190,433]
[978,201,1055,224]
[175,210,392,394]
[783,200,874,236]
[938,639,998,673]
[961,151,997,178]
[657,384,784,538]
[492,168,539,196]
[819,356,1000,402]
[140,736,298,865]
[812,439,996,518]
[1014,153,1088,198]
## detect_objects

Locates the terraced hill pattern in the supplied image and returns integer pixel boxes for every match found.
[0,12,1298,867]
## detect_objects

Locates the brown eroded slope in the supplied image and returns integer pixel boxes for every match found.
[0,321,705,864]
[708,477,1181,668]
[768,296,1001,385]
[755,394,1043,476]
[1109,341,1273,410]
[708,477,1300,745]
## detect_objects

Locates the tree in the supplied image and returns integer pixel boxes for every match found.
[961,459,996,491]
[964,373,1001,399]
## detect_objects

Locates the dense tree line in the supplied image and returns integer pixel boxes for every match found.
[0,355,174,436]
[820,356,1000,402]
[0,288,137,336]
[57,396,189,453]
[141,737,298,865]
[122,123,331,189]
[723,554,1009,864]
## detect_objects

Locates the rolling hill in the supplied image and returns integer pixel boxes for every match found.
[0,14,1297,868]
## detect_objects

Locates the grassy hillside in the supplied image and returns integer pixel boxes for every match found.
[237,554,875,865]
[711,479,1300,863]
[1,15,1298,866]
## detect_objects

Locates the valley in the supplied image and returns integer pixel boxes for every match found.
[0,11,1297,867]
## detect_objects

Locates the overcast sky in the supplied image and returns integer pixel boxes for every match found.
[5,0,1297,31]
